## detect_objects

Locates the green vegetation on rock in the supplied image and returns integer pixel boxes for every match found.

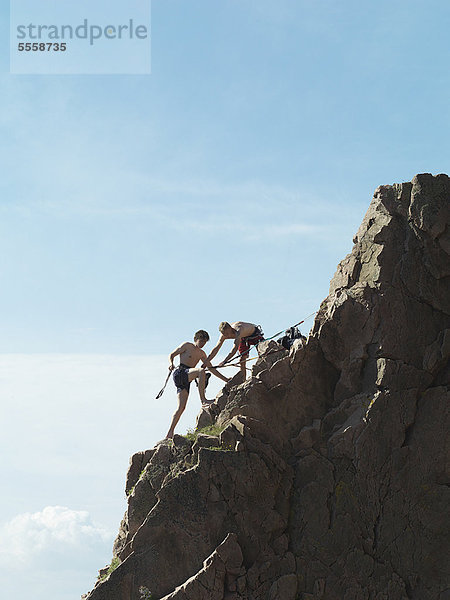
[97,557,121,582]
[184,423,226,441]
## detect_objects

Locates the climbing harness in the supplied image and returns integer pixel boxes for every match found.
[213,311,318,369]
[156,312,318,396]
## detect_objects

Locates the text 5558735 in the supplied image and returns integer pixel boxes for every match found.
[18,42,67,52]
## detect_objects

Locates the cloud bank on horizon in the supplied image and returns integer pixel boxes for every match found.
[0,505,113,599]
[0,353,216,599]
[0,505,113,567]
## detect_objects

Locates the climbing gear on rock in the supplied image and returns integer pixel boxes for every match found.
[215,312,317,368]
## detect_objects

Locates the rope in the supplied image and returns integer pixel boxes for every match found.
[158,312,318,394]
[262,311,318,343]
[222,346,291,370]
[155,370,171,399]
[212,311,317,369]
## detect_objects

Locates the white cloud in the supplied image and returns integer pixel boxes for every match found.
[170,216,324,240]
[0,173,313,214]
[0,354,229,600]
[0,172,342,244]
[0,506,114,600]
[0,506,113,569]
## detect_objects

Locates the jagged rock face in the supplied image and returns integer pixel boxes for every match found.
[86,174,450,600]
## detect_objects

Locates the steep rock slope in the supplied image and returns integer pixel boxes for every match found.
[86,174,449,600]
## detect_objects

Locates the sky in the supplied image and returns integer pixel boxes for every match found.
[0,0,449,598]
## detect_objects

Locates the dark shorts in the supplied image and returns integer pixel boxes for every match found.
[172,364,191,393]
[238,326,264,355]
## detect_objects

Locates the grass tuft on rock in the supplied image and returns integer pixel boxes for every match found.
[184,424,225,441]
[98,557,121,582]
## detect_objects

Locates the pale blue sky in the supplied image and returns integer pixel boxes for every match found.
[0,0,449,598]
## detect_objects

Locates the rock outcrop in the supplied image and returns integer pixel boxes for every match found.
[85,174,450,600]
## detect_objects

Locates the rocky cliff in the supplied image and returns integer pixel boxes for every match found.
[85,173,450,600]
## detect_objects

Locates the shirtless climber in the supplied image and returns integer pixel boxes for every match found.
[166,330,230,439]
[207,321,264,378]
